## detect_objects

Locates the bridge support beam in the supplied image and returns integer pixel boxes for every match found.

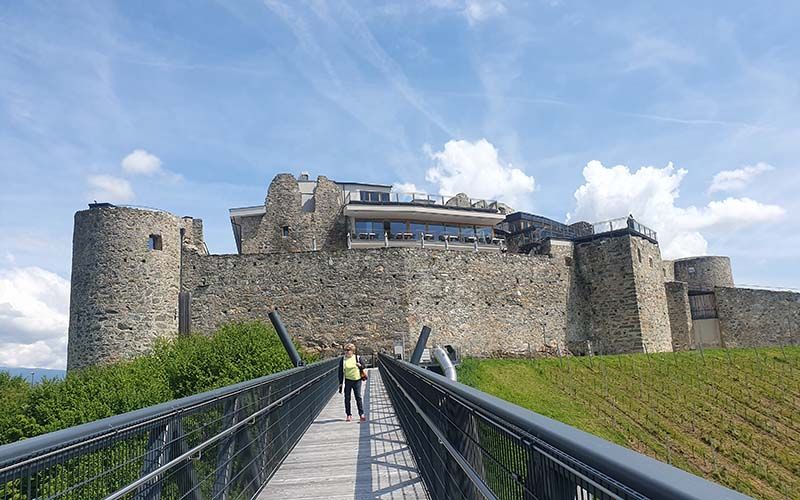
[410,325,432,365]
[268,310,304,367]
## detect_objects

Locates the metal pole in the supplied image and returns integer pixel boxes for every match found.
[410,326,432,365]
[268,310,304,367]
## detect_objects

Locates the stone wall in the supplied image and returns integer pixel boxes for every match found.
[574,235,642,353]
[181,247,579,358]
[68,206,182,370]
[716,287,800,347]
[665,281,693,351]
[245,174,346,254]
[630,237,673,352]
[673,256,734,292]
[573,235,672,354]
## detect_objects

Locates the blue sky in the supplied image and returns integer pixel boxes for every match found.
[2,0,799,368]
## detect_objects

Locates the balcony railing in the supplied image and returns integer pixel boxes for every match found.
[344,190,500,212]
[574,217,658,242]
[348,231,506,251]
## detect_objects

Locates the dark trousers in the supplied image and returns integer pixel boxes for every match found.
[344,378,363,416]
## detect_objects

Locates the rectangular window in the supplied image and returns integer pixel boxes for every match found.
[148,234,163,251]
[281,226,289,238]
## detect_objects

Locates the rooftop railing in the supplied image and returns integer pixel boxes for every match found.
[379,353,748,500]
[344,190,500,212]
[0,358,339,500]
[574,217,658,242]
[347,231,506,251]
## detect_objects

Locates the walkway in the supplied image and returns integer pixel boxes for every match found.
[258,368,428,500]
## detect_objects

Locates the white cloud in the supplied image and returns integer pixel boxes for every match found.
[425,139,535,209]
[392,182,419,193]
[463,0,506,25]
[568,160,785,259]
[709,162,774,193]
[0,267,69,369]
[121,149,162,176]
[87,175,134,203]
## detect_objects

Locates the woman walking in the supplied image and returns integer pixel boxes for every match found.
[338,343,367,422]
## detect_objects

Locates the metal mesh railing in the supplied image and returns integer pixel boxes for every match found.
[379,354,748,500]
[0,357,339,500]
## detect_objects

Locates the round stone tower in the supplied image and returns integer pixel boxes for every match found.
[673,256,734,292]
[67,205,183,371]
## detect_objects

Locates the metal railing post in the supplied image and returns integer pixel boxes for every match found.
[410,326,431,365]
[268,310,304,367]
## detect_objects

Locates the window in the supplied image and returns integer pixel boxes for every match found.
[688,266,696,274]
[359,191,390,202]
[148,234,163,251]
[281,226,289,238]
[637,247,642,263]
[649,257,653,268]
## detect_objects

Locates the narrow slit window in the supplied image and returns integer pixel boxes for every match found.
[281,226,290,238]
[148,234,163,251]
[637,247,642,263]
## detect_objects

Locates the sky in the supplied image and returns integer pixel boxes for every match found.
[2,0,799,369]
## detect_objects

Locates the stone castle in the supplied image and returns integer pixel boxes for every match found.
[67,173,800,370]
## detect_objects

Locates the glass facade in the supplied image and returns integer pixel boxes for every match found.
[359,191,390,202]
[352,218,497,243]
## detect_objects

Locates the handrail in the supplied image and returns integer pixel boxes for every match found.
[379,354,749,500]
[0,359,325,470]
[0,357,340,499]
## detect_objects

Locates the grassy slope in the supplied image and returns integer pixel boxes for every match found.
[458,347,800,499]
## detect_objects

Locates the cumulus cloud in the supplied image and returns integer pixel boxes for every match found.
[87,175,134,203]
[0,267,70,369]
[425,138,535,209]
[392,182,419,193]
[568,160,785,259]
[121,149,162,176]
[709,162,774,193]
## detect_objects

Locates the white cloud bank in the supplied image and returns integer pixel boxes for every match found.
[87,175,134,203]
[425,138,535,209]
[709,162,773,193]
[568,161,785,258]
[121,149,162,176]
[0,267,70,369]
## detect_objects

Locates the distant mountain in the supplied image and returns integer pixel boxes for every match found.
[0,366,66,384]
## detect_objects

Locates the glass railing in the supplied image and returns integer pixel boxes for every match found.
[344,190,500,211]
[348,231,506,247]
[573,217,658,241]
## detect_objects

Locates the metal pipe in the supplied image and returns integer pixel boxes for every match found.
[268,310,304,367]
[409,325,431,365]
[432,346,457,381]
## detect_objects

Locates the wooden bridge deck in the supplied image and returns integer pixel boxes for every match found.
[258,368,429,500]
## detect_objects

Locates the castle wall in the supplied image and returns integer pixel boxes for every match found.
[716,287,800,347]
[665,281,693,351]
[245,174,345,253]
[403,249,577,357]
[630,238,673,352]
[673,256,733,292]
[68,207,182,370]
[574,236,642,353]
[181,247,578,357]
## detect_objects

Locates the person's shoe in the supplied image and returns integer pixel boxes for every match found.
[345,415,352,422]
[359,415,366,423]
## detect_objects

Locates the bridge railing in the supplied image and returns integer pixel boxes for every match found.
[0,357,339,500]
[379,353,748,500]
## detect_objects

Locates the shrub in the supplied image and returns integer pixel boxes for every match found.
[0,321,312,446]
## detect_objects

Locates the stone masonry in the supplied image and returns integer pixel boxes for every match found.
[68,207,183,370]
[66,174,799,370]
[716,287,800,347]
[664,281,693,351]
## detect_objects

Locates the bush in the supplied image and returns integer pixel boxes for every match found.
[0,321,313,446]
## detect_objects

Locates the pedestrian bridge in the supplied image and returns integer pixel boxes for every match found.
[0,354,749,500]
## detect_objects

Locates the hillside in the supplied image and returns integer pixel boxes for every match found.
[458,347,800,499]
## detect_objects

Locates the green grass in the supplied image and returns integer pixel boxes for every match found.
[458,347,800,499]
